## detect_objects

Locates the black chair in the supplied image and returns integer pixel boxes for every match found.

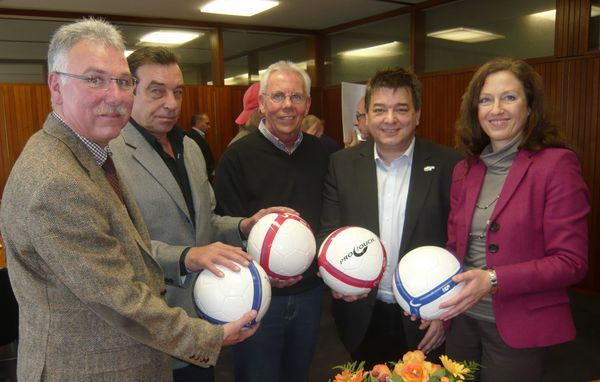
[0,268,18,346]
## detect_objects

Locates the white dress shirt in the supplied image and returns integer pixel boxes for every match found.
[374,138,414,303]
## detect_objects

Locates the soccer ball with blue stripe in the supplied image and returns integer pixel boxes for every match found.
[393,246,464,320]
[193,260,271,325]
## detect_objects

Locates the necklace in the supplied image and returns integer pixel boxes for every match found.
[475,195,499,210]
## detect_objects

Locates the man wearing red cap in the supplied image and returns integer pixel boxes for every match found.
[230,82,261,145]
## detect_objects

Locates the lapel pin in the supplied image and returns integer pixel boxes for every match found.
[424,166,435,172]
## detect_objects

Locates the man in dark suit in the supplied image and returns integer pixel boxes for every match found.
[0,18,257,381]
[318,67,461,368]
[187,112,216,182]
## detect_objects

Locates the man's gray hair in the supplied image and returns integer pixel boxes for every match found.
[259,61,311,96]
[48,18,126,73]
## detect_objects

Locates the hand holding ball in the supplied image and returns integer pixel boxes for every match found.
[318,226,387,296]
[247,213,316,279]
[392,246,464,320]
[193,260,271,325]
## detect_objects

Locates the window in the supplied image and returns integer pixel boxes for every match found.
[223,30,309,86]
[423,0,556,72]
[591,0,600,51]
[325,14,410,86]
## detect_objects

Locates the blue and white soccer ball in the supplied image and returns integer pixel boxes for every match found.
[318,226,387,296]
[247,212,316,279]
[193,260,271,325]
[393,246,464,320]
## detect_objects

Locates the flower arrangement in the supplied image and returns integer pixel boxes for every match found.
[331,350,479,382]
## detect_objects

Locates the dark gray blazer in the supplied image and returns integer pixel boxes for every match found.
[0,115,225,381]
[318,136,461,352]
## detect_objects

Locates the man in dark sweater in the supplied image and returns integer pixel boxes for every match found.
[213,61,329,382]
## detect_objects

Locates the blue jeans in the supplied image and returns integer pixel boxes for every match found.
[233,286,323,382]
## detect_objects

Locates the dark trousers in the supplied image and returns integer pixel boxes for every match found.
[446,314,544,382]
[351,300,444,370]
[173,364,214,382]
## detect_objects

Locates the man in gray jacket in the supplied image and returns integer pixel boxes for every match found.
[110,46,289,382]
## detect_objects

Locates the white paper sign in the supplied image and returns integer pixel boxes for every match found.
[341,82,367,143]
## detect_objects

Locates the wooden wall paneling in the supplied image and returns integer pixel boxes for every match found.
[532,57,600,292]
[0,84,50,197]
[179,86,200,134]
[419,70,472,148]
[556,0,591,57]
[211,86,234,158]
[0,85,9,198]
[210,29,225,86]
[321,85,342,145]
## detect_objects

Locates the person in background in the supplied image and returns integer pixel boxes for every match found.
[301,114,342,153]
[230,82,261,146]
[318,67,461,369]
[440,57,589,382]
[0,18,257,381]
[187,112,215,182]
[345,96,370,148]
[214,60,329,382]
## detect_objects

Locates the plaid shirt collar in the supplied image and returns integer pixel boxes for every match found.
[52,111,111,166]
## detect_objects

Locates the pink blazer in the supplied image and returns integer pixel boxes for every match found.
[447,148,589,348]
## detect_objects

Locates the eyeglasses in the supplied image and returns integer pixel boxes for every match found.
[355,112,366,121]
[55,71,137,92]
[264,92,307,104]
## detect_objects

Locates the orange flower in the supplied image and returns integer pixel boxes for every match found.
[371,364,392,382]
[333,368,366,382]
[333,369,354,382]
[395,362,430,382]
[349,369,366,382]
[402,350,427,364]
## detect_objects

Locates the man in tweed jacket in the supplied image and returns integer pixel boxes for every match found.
[0,19,256,381]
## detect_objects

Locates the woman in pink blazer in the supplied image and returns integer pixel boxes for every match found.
[439,58,589,382]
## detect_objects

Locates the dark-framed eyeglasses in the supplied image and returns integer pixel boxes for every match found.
[264,92,307,104]
[55,71,137,92]
[355,112,366,121]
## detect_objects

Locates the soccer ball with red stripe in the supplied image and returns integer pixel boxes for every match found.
[318,226,387,296]
[247,212,317,279]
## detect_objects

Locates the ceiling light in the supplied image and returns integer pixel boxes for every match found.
[531,6,600,21]
[139,31,201,46]
[201,0,279,17]
[339,41,402,58]
[530,9,556,21]
[427,28,504,43]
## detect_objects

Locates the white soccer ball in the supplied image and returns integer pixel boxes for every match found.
[193,260,271,325]
[318,226,387,296]
[392,246,464,320]
[247,212,316,279]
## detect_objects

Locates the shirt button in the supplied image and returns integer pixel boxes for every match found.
[488,243,499,253]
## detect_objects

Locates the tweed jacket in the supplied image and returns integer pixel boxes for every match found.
[0,114,223,381]
[318,136,461,352]
[447,148,589,348]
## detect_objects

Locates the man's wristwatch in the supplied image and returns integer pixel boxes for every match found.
[486,268,498,294]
